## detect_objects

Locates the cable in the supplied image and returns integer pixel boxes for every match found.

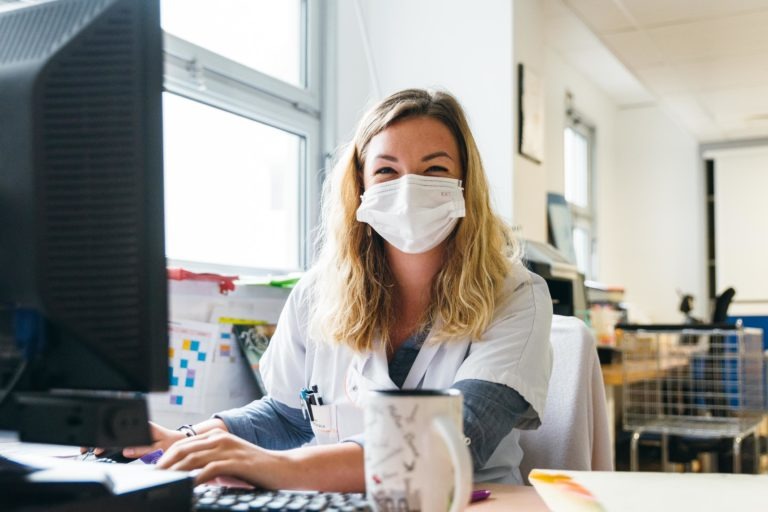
[0,359,27,411]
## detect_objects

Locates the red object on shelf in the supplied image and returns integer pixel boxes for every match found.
[167,268,238,294]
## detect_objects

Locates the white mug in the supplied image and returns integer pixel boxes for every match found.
[364,389,472,512]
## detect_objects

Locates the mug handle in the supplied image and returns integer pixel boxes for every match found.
[432,415,472,512]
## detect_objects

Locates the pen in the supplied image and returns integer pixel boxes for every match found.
[300,388,315,421]
[471,489,491,503]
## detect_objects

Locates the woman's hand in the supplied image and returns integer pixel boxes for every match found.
[156,429,366,492]
[121,421,187,458]
[156,428,289,486]
[80,421,185,459]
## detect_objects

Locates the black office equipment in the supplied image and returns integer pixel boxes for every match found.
[0,0,166,445]
[3,453,192,512]
[0,0,192,509]
[523,239,587,318]
[712,287,736,324]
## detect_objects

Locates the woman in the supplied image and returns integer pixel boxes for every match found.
[129,89,552,490]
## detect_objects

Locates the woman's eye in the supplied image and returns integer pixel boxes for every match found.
[425,166,449,173]
[374,167,396,175]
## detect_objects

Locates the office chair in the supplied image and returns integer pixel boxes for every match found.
[518,315,614,484]
[712,287,736,324]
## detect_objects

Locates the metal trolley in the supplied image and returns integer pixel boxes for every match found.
[619,323,765,472]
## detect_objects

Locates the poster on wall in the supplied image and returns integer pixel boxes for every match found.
[152,320,218,414]
[518,63,544,164]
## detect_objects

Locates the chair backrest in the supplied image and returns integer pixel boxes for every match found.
[518,315,613,484]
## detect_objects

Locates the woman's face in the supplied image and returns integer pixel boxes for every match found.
[361,116,463,190]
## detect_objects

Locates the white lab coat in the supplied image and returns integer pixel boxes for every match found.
[260,262,553,484]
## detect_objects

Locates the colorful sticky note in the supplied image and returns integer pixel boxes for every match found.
[185,378,195,388]
[182,339,191,350]
[180,359,188,369]
[220,332,231,339]
[197,352,207,362]
[168,347,175,358]
[171,376,179,386]
[190,340,200,351]
[187,369,196,378]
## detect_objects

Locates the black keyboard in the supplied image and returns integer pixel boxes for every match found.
[193,485,373,511]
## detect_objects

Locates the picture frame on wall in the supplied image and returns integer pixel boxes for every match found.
[518,63,544,164]
[546,192,577,264]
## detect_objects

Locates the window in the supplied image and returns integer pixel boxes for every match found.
[563,115,596,279]
[161,0,303,87]
[161,0,322,273]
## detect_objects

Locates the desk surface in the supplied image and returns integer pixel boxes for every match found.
[471,483,547,511]
[601,356,690,386]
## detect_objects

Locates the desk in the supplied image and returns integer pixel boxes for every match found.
[471,483,547,511]
[601,357,691,387]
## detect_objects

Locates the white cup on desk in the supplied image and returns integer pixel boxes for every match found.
[364,389,472,512]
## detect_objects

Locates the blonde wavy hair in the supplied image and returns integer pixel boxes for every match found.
[309,89,520,352]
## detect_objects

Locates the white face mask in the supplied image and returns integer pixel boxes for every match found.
[356,174,465,254]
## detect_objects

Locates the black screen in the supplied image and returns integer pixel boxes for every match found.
[0,0,167,445]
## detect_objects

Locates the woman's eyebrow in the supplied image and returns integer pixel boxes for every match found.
[372,154,398,162]
[421,151,453,162]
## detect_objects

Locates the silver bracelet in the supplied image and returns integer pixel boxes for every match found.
[176,424,197,438]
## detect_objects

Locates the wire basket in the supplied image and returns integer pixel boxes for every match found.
[619,324,765,472]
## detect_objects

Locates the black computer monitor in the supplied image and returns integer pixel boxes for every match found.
[0,0,166,447]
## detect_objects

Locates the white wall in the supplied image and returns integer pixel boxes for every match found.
[602,107,705,322]
[331,0,515,222]
[709,146,768,316]
[512,0,547,241]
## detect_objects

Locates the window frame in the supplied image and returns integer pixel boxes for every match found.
[564,111,597,279]
[161,0,323,274]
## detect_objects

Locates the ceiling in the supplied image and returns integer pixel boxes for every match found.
[4,0,767,143]
[548,0,768,142]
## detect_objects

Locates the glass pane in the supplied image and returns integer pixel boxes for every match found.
[573,226,590,277]
[161,0,303,86]
[163,93,301,270]
[564,126,589,209]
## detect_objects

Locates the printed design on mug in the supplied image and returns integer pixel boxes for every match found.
[365,403,424,511]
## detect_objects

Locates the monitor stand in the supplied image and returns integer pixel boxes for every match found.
[5,392,153,447]
[1,453,193,512]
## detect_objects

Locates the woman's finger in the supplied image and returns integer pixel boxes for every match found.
[192,460,231,486]
[124,422,188,457]
[122,444,155,458]
[157,430,228,469]
[167,447,221,472]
